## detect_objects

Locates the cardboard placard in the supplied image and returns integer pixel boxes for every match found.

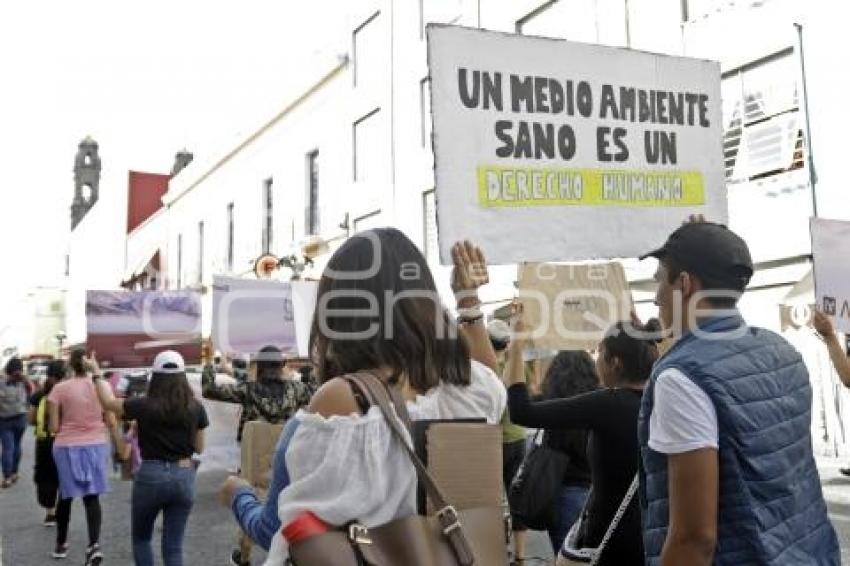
[517,262,634,351]
[240,421,284,490]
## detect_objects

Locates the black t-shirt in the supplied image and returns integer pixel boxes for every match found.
[123,397,209,462]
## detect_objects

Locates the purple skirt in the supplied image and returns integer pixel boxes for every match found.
[53,443,110,499]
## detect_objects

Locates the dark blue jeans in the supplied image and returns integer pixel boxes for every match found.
[549,484,590,553]
[0,413,27,479]
[131,460,196,566]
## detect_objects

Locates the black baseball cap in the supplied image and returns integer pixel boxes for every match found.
[640,222,754,289]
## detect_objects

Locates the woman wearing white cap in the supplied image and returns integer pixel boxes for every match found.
[94,350,209,566]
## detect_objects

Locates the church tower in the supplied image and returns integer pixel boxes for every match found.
[171,148,194,176]
[71,136,101,230]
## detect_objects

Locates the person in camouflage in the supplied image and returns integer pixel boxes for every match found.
[201,344,314,566]
[201,345,314,443]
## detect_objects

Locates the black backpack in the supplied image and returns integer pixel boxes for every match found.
[507,431,569,530]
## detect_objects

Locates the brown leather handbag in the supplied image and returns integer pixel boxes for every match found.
[287,372,507,566]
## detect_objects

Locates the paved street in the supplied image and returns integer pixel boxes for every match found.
[0,374,553,565]
[0,374,255,565]
[2,376,849,564]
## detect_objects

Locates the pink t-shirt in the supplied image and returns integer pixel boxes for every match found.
[48,377,107,447]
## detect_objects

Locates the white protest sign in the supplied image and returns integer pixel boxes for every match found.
[811,218,850,333]
[428,25,726,264]
[212,276,298,356]
[291,281,318,358]
[517,262,634,351]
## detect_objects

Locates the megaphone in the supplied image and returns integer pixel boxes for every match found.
[253,254,280,279]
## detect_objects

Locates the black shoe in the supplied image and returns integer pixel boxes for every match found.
[85,543,103,565]
[840,467,850,477]
[51,543,68,559]
[44,512,57,527]
[230,549,250,566]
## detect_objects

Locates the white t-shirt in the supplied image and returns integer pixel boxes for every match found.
[648,368,719,454]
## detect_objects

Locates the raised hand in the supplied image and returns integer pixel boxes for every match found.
[813,310,836,340]
[451,241,489,308]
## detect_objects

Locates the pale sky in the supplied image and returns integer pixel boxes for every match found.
[0,0,346,321]
[2,0,848,347]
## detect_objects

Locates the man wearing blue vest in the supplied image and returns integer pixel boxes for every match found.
[638,219,839,565]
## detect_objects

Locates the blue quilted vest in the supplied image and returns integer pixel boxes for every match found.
[638,313,839,565]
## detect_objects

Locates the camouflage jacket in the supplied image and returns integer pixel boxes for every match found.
[201,364,315,441]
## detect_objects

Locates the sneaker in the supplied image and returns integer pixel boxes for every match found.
[85,543,103,566]
[44,512,57,527]
[230,549,250,566]
[51,543,69,559]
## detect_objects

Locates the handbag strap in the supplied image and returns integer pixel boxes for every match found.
[342,372,476,566]
[589,474,639,566]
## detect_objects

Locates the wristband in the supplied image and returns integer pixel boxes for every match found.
[457,306,483,320]
[457,313,484,325]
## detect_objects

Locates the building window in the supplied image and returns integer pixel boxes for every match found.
[176,234,183,289]
[226,203,234,272]
[423,189,438,264]
[420,77,432,148]
[305,150,320,236]
[198,221,205,284]
[353,11,381,88]
[262,179,273,254]
[353,108,382,206]
[419,0,463,40]
[721,49,802,184]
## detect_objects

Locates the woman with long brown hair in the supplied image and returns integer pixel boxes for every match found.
[95,350,209,566]
[506,314,658,566]
[219,229,507,565]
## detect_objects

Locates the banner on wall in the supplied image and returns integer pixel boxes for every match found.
[85,290,202,368]
[211,276,317,358]
[517,262,634,351]
[427,25,726,264]
[812,218,850,334]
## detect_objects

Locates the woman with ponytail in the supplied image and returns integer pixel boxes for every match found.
[48,349,123,564]
[505,311,660,566]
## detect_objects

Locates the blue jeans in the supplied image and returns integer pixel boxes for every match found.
[131,460,196,566]
[0,414,27,479]
[549,484,590,553]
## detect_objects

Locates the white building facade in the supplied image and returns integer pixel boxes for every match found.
[132,1,849,450]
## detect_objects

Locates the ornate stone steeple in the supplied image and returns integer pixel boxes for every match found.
[71,136,101,230]
[171,148,194,176]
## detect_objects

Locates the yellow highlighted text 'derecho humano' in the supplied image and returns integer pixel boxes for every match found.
[477,165,705,208]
